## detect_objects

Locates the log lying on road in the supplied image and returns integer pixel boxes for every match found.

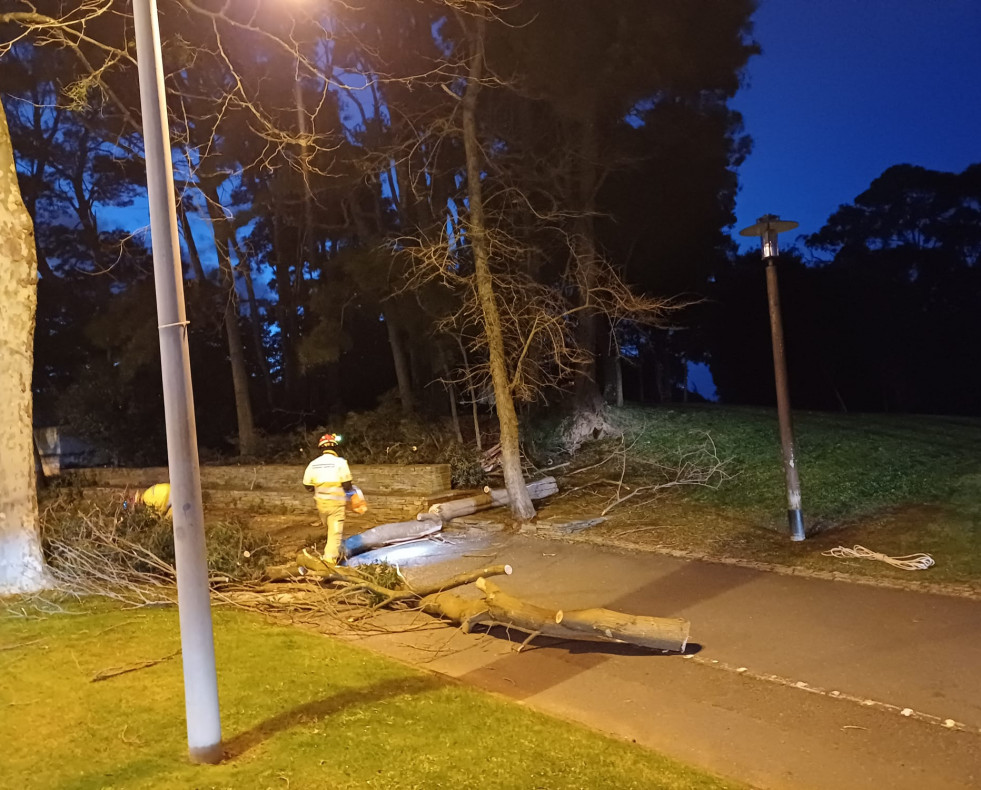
[556,607,690,651]
[429,477,558,521]
[260,557,688,653]
[422,577,689,653]
[343,513,442,558]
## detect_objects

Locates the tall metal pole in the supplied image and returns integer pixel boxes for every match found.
[764,257,806,541]
[740,214,805,541]
[132,0,223,763]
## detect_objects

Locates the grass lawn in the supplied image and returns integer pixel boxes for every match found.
[543,405,981,588]
[0,598,740,790]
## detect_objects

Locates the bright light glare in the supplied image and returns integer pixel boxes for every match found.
[350,540,443,568]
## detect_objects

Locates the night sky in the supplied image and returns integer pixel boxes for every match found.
[111,2,981,262]
[731,0,981,254]
[100,1,981,402]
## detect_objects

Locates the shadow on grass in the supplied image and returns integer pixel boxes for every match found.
[222,674,441,760]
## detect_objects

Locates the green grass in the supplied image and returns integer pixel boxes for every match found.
[542,405,981,587]
[608,405,981,524]
[0,598,740,790]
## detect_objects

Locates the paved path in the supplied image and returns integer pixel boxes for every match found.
[338,530,981,789]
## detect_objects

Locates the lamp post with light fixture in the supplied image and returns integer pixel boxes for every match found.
[740,214,806,541]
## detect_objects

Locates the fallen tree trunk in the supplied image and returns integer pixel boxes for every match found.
[556,607,690,652]
[429,477,558,521]
[260,558,688,652]
[418,592,494,633]
[422,577,689,653]
[343,514,442,558]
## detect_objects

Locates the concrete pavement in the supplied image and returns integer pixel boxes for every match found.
[336,530,981,789]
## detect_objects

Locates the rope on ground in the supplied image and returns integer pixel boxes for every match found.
[822,545,935,571]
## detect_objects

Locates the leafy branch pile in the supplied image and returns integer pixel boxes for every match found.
[38,493,273,604]
[33,491,690,652]
[536,429,734,516]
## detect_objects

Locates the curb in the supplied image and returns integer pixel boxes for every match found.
[547,531,981,601]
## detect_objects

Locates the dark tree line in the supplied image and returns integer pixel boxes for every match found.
[708,164,981,415]
[1,0,757,476]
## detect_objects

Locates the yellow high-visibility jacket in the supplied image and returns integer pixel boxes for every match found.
[141,483,172,518]
[302,452,353,506]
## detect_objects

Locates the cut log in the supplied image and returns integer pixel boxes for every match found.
[429,477,558,521]
[258,559,690,653]
[343,515,442,558]
[420,578,690,652]
[423,489,472,509]
[474,578,576,639]
[555,608,689,652]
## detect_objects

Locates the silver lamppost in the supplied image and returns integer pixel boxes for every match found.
[133,0,223,762]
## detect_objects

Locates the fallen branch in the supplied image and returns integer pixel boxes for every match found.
[0,639,43,652]
[38,499,691,652]
[421,577,689,652]
[409,564,512,597]
[91,649,181,682]
[557,432,732,516]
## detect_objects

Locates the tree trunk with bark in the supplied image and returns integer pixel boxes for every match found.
[436,344,464,443]
[230,235,275,409]
[572,115,605,415]
[177,202,208,282]
[384,312,415,413]
[271,205,300,407]
[201,181,257,456]
[461,13,535,523]
[257,559,689,653]
[425,578,689,653]
[0,104,50,595]
[604,349,624,407]
[456,335,483,451]
[341,514,443,559]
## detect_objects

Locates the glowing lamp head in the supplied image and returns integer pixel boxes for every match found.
[739,214,799,260]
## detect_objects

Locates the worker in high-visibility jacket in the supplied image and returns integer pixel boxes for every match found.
[131,483,173,518]
[303,433,366,564]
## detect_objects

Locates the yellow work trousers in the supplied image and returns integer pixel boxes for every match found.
[316,499,346,562]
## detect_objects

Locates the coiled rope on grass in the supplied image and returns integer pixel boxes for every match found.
[822,545,935,571]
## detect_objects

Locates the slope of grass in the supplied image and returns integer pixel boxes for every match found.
[0,598,740,790]
[609,404,981,525]
[537,405,981,587]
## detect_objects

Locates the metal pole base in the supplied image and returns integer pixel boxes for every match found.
[188,742,224,765]
[788,510,805,541]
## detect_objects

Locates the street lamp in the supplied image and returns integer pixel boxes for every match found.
[132,0,223,763]
[739,214,806,542]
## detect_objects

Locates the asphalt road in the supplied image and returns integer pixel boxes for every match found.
[339,531,981,789]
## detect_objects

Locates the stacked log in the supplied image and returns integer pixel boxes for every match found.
[428,477,558,521]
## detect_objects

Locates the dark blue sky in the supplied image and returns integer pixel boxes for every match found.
[102,2,981,401]
[730,0,981,254]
